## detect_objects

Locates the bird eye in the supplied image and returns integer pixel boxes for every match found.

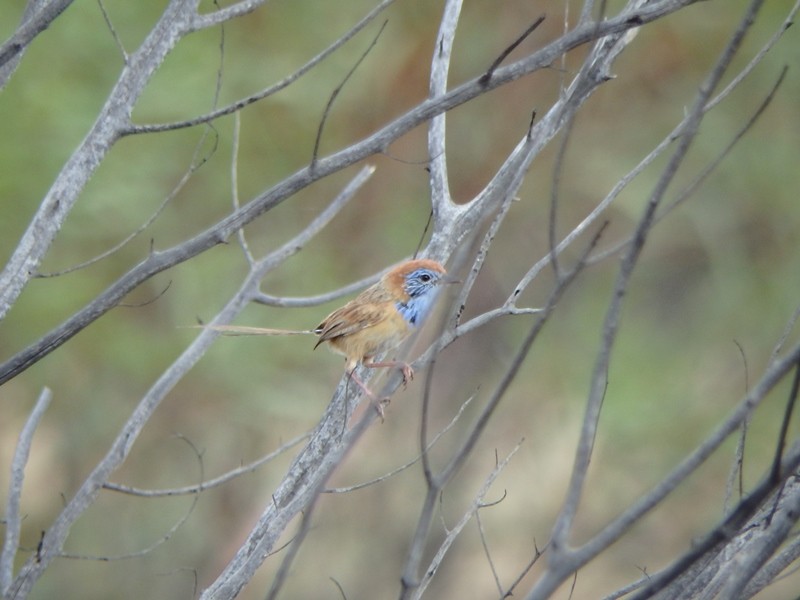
[419,273,432,283]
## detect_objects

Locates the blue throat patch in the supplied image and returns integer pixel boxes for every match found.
[395,267,443,326]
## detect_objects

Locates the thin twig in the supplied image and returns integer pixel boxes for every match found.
[63,434,203,561]
[132,1,397,136]
[252,275,381,308]
[547,111,579,283]
[231,112,254,264]
[476,509,504,596]
[97,0,128,62]
[588,59,791,266]
[770,361,800,484]
[514,13,794,295]
[103,432,309,497]
[724,340,750,515]
[479,15,546,85]
[453,191,518,326]
[772,303,800,361]
[528,6,769,598]
[413,210,434,260]
[0,388,51,595]
[409,442,523,600]
[324,394,474,493]
[440,224,607,488]
[311,20,387,169]
[35,128,219,278]
[553,340,800,600]
[504,540,547,598]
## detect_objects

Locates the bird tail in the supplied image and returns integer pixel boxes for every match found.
[191,324,315,336]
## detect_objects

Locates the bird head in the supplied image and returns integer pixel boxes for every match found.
[386,259,456,326]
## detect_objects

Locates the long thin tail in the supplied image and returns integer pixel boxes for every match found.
[191,324,315,336]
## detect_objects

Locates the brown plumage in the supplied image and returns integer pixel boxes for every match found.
[313,259,448,383]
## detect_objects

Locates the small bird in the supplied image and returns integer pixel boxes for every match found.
[313,258,453,398]
[201,259,455,404]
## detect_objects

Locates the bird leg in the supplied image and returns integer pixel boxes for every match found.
[346,368,389,421]
[363,359,414,388]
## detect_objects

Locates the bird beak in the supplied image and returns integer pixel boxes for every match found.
[439,275,461,285]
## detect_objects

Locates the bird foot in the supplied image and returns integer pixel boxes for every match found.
[374,397,391,422]
[347,369,390,422]
[363,359,414,389]
[400,364,414,388]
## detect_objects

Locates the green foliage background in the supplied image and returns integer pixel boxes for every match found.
[0,1,798,598]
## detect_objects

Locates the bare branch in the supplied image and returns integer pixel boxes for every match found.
[626,445,800,599]
[427,0,463,213]
[0,0,197,322]
[263,484,323,600]
[742,533,800,597]
[190,0,271,31]
[453,191,519,326]
[771,361,800,483]
[476,499,504,597]
[506,540,548,599]
[0,0,74,83]
[772,303,800,360]
[527,3,778,597]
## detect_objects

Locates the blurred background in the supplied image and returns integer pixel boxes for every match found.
[0,0,798,598]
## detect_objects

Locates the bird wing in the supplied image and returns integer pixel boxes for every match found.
[313,301,390,348]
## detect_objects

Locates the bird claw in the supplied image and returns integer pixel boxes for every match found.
[400,364,414,388]
[374,397,391,422]
[346,369,391,422]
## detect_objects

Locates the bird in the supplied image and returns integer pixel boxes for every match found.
[200,259,456,406]
[313,258,454,399]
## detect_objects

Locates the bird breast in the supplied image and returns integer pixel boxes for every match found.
[394,288,439,326]
[324,305,411,362]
